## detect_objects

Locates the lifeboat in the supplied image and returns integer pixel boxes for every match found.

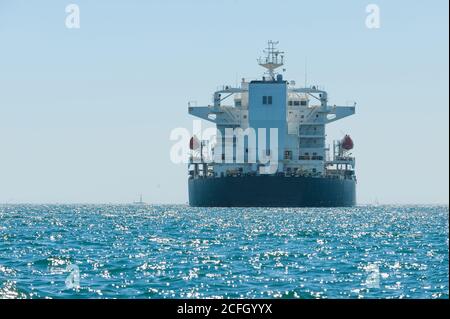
[341,134,354,150]
[189,136,200,150]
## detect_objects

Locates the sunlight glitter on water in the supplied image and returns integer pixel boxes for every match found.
[0,204,448,299]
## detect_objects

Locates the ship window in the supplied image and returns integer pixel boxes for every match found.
[294,101,300,106]
[284,150,292,160]
[288,101,293,106]
[262,96,273,105]
[301,101,307,106]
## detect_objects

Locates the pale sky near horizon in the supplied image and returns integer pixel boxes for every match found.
[0,0,448,204]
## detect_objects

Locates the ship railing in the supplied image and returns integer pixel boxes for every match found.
[325,169,355,180]
[191,170,357,180]
[335,155,354,161]
[299,155,324,161]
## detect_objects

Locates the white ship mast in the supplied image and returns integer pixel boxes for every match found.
[257,40,284,79]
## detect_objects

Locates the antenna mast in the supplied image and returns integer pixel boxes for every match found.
[258,40,284,79]
[304,57,308,88]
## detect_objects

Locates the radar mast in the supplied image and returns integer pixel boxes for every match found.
[258,40,284,79]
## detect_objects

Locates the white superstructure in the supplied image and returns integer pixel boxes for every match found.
[188,41,356,180]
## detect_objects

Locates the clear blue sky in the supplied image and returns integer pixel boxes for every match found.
[0,0,448,204]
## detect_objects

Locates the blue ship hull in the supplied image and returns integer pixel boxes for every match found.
[188,176,356,207]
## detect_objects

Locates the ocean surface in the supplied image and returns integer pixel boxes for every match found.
[0,204,448,299]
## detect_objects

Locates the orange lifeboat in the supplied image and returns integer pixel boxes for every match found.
[341,135,354,150]
[189,136,200,150]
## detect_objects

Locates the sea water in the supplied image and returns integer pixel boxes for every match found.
[0,205,448,299]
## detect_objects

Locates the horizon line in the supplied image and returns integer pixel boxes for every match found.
[0,202,448,207]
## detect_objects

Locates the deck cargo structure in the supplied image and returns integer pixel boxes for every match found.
[188,41,356,207]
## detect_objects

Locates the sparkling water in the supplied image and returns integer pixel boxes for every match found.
[0,205,448,299]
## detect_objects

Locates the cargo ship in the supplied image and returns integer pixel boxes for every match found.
[188,41,356,207]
